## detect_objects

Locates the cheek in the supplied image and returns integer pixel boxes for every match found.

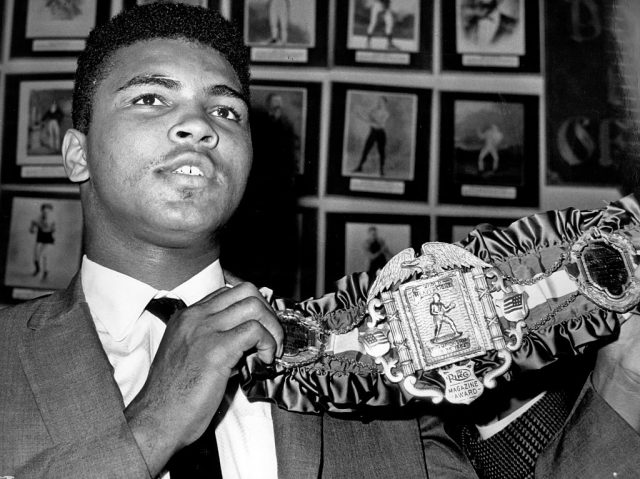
[218,132,252,182]
[231,153,252,197]
[87,134,145,192]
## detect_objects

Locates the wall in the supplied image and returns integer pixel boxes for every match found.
[0,0,624,304]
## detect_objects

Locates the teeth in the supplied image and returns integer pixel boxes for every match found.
[173,165,204,176]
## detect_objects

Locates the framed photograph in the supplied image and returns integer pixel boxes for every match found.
[122,0,219,9]
[324,213,429,291]
[546,0,631,186]
[436,216,516,243]
[17,80,74,166]
[328,83,431,200]
[11,0,112,57]
[342,90,417,180]
[0,191,83,303]
[347,0,420,52]
[439,92,539,206]
[441,0,540,72]
[335,0,433,69]
[250,80,321,194]
[2,74,75,182]
[232,0,328,65]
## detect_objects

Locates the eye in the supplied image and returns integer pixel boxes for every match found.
[132,94,167,107]
[211,105,241,122]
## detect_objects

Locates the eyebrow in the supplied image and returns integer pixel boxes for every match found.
[116,74,180,92]
[207,84,248,106]
[116,74,248,105]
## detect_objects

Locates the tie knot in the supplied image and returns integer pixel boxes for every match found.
[145,297,186,323]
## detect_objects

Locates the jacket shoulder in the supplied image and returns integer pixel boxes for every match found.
[0,292,66,339]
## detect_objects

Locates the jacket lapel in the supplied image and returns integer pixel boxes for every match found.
[18,274,126,442]
[271,404,322,479]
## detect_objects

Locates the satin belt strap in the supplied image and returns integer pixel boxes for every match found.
[242,205,640,411]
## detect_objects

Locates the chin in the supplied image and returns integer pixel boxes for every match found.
[143,225,212,250]
[162,211,228,239]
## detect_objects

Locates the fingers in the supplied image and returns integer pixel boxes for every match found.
[225,319,280,364]
[185,282,284,358]
[197,281,272,313]
[211,297,284,359]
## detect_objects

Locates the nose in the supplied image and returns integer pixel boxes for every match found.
[168,110,219,149]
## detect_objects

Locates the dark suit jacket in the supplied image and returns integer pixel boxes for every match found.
[0,275,476,478]
[2,274,639,478]
[536,383,640,478]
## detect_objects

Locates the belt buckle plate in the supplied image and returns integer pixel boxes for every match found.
[363,242,523,404]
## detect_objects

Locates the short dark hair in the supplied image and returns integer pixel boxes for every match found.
[72,2,250,134]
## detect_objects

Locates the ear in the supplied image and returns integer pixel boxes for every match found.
[62,129,90,183]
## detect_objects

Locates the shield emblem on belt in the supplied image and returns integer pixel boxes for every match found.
[568,227,640,312]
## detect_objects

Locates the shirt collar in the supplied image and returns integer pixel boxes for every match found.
[81,255,225,341]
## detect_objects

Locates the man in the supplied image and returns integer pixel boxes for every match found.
[0,4,466,478]
[29,202,56,280]
[477,123,503,175]
[453,207,640,478]
[489,3,640,475]
[365,0,397,50]
[267,0,290,45]
[460,0,519,47]
[362,225,391,279]
[1,4,638,479]
[353,95,390,176]
[40,100,65,152]
[428,293,460,342]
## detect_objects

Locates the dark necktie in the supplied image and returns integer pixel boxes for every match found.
[145,297,223,479]
[145,297,186,324]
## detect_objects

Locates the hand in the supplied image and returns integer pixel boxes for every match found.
[124,282,283,475]
[592,315,640,432]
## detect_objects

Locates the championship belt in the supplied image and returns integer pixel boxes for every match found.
[241,195,640,411]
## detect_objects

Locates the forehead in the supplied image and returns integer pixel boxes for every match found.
[100,38,241,91]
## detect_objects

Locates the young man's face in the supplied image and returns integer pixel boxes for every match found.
[73,38,252,247]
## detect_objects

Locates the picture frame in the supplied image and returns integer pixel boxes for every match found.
[232,0,328,66]
[324,212,429,292]
[122,0,219,9]
[2,74,75,183]
[10,0,112,57]
[327,83,431,200]
[546,0,631,186]
[0,190,83,304]
[441,0,540,72]
[334,0,433,70]
[436,216,516,243]
[439,91,539,207]
[249,80,322,194]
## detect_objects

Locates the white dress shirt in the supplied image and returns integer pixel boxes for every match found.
[81,255,278,479]
[476,391,546,440]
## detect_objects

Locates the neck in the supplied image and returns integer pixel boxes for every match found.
[84,225,220,290]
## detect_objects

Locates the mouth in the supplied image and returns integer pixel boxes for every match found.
[158,151,215,181]
[172,165,205,177]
